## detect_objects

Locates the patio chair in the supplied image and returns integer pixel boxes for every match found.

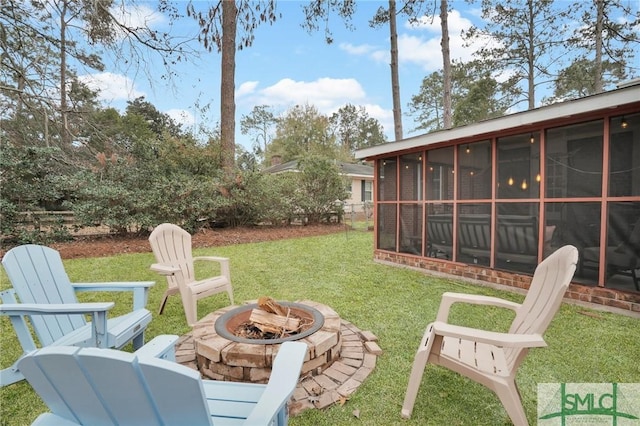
[581,217,640,291]
[149,223,234,326]
[0,244,153,387]
[401,245,578,425]
[18,340,307,426]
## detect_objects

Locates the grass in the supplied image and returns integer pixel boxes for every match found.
[1,229,639,425]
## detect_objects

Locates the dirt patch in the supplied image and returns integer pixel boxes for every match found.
[3,224,347,260]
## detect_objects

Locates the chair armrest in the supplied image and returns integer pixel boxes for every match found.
[193,256,229,264]
[244,341,308,424]
[32,413,82,426]
[0,303,112,349]
[134,334,179,361]
[150,263,181,276]
[436,292,521,322]
[432,321,547,348]
[72,282,154,291]
[72,282,154,311]
[0,302,114,315]
[193,256,231,280]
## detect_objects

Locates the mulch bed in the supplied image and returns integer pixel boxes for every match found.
[1,224,347,260]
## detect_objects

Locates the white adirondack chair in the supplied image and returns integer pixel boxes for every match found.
[149,223,234,326]
[18,340,307,426]
[0,244,154,387]
[401,245,579,425]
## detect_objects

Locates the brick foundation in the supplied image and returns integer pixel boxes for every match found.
[375,251,640,315]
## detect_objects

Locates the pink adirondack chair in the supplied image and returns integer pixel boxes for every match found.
[401,245,578,425]
[149,223,234,326]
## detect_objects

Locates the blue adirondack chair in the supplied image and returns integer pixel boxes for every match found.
[18,340,308,426]
[0,244,154,387]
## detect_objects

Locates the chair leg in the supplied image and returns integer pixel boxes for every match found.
[494,381,528,426]
[401,323,436,419]
[131,332,145,350]
[1,363,25,387]
[227,287,234,305]
[158,293,169,315]
[184,296,198,326]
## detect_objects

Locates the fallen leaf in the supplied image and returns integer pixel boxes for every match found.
[338,396,350,406]
[352,409,360,419]
[578,311,603,319]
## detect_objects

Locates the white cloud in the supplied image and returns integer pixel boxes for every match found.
[78,72,145,103]
[370,49,388,63]
[407,9,472,34]
[241,77,367,114]
[339,42,377,56]
[366,10,490,72]
[236,76,394,140]
[236,81,259,97]
[362,103,394,138]
[166,108,195,127]
[110,4,165,30]
[398,34,444,70]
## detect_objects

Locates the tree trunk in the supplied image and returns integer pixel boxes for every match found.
[594,0,604,93]
[389,0,403,141]
[440,0,452,129]
[527,0,535,109]
[221,0,237,177]
[60,1,71,146]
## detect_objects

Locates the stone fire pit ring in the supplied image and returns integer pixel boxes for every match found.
[178,299,383,415]
[192,300,343,383]
[214,301,325,345]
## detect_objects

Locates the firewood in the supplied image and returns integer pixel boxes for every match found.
[257,296,288,316]
[249,309,300,333]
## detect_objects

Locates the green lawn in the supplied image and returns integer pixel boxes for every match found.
[1,230,639,425]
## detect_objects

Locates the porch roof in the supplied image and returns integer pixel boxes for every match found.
[355,81,640,160]
[263,160,373,178]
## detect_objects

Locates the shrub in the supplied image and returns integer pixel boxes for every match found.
[294,157,348,223]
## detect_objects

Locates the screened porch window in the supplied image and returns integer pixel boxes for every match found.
[375,112,639,293]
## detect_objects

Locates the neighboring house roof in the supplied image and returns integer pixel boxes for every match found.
[355,80,640,160]
[262,160,299,174]
[263,160,373,178]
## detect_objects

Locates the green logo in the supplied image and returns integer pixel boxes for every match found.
[538,383,640,425]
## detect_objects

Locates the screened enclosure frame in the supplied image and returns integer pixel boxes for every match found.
[369,95,639,294]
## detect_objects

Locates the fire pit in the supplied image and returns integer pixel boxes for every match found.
[192,300,342,383]
[214,300,325,344]
[178,299,383,415]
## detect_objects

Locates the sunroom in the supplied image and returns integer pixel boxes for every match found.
[355,81,640,314]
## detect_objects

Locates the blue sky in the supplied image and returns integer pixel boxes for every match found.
[79,1,490,149]
[78,1,639,151]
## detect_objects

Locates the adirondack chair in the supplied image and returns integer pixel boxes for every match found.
[0,244,153,387]
[401,245,578,425]
[18,340,308,426]
[149,223,234,326]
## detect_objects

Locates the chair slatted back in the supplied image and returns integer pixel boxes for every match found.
[496,215,538,256]
[459,215,491,252]
[149,223,196,286]
[427,215,453,251]
[505,245,578,368]
[2,245,86,346]
[18,346,212,426]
